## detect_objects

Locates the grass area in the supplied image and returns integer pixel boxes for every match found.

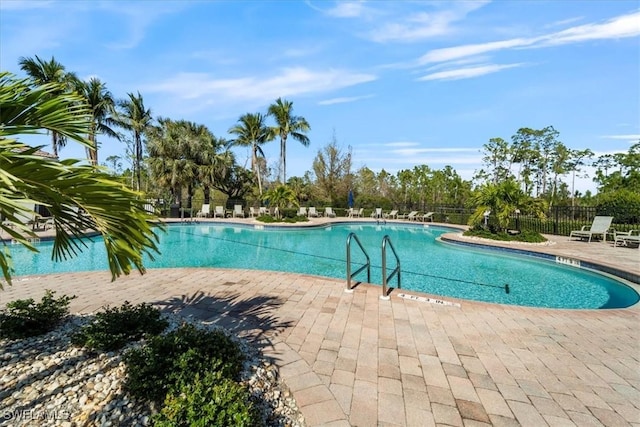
[463,227,547,243]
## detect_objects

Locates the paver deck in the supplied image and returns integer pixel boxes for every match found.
[2,219,639,426]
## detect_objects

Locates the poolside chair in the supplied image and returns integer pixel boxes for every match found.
[569,216,613,242]
[249,207,258,218]
[213,206,225,218]
[196,204,210,218]
[325,207,336,218]
[354,208,364,218]
[614,230,640,248]
[370,208,382,219]
[347,208,354,218]
[385,210,398,219]
[259,206,269,216]
[308,207,319,217]
[405,211,419,221]
[421,212,435,222]
[298,206,308,217]
[233,204,245,218]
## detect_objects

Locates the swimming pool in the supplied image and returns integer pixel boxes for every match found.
[9,223,639,309]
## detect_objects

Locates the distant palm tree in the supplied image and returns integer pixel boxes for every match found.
[18,55,78,157]
[263,184,298,217]
[147,119,220,207]
[78,78,119,165]
[267,98,310,183]
[228,112,272,195]
[115,92,152,191]
[0,71,159,286]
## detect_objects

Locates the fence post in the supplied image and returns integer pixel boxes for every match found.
[553,206,558,235]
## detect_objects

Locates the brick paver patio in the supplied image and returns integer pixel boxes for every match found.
[1,220,639,426]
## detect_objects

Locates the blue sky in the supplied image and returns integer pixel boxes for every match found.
[1,0,639,193]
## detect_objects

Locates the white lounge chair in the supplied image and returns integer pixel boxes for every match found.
[233,204,245,218]
[421,212,434,222]
[308,207,319,217]
[370,208,382,219]
[259,206,268,216]
[298,206,308,217]
[196,204,210,218]
[325,207,336,218]
[213,206,225,218]
[354,208,363,218]
[614,230,640,248]
[385,210,398,219]
[569,216,613,242]
[404,211,419,221]
[249,207,259,218]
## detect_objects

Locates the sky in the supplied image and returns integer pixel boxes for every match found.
[1,0,639,193]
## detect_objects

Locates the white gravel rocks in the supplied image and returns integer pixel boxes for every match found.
[0,314,304,427]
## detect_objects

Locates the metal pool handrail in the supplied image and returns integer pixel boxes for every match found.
[381,234,401,300]
[346,232,370,292]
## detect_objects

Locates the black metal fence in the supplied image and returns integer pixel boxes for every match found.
[152,196,640,237]
[427,205,640,236]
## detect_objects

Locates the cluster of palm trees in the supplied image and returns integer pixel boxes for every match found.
[229,98,310,194]
[0,71,159,285]
[17,55,311,201]
[18,55,152,191]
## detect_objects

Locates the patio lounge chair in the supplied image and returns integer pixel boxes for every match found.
[405,211,419,221]
[233,204,245,218]
[385,210,398,219]
[569,216,613,242]
[298,206,308,217]
[370,208,382,219]
[196,204,210,218]
[421,212,434,222]
[213,206,225,218]
[259,206,269,216]
[614,230,640,248]
[308,207,319,217]
[325,207,336,218]
[249,207,259,218]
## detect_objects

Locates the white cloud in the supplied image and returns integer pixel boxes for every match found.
[420,11,640,64]
[369,1,491,43]
[0,0,53,10]
[144,67,377,107]
[601,134,640,141]
[325,1,369,18]
[542,11,640,45]
[383,142,420,147]
[418,63,524,81]
[318,94,374,105]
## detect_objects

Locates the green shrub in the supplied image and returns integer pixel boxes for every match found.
[72,301,168,351]
[152,371,259,427]
[595,189,640,224]
[123,323,244,405]
[0,290,76,339]
[464,226,547,243]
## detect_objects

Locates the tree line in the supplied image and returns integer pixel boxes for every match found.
[8,55,640,224]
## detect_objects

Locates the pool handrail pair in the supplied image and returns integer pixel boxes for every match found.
[346,232,401,299]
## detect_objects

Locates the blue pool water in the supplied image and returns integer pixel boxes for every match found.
[9,223,639,309]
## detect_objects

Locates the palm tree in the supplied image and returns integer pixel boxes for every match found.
[0,71,160,286]
[147,119,219,208]
[115,92,152,191]
[267,98,310,183]
[18,55,78,157]
[78,78,119,165]
[228,112,272,195]
[468,179,531,230]
[263,184,298,218]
